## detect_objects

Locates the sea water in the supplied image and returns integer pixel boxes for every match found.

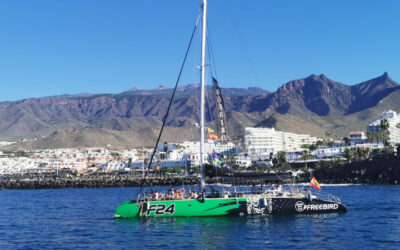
[0,185,399,249]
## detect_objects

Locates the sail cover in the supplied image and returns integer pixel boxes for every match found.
[213,77,228,142]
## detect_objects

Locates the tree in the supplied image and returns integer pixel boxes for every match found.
[366,131,373,143]
[241,143,247,153]
[155,160,162,176]
[300,150,314,170]
[356,147,370,160]
[343,137,350,145]
[301,144,310,150]
[309,144,318,150]
[277,151,286,164]
[143,158,149,176]
[272,158,278,166]
[71,170,78,177]
[273,151,288,172]
[110,152,120,158]
[343,148,353,163]
[380,119,390,145]
[327,141,335,147]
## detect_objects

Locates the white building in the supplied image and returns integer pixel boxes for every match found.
[244,127,319,155]
[235,156,252,167]
[179,141,239,166]
[348,131,367,145]
[130,159,188,169]
[367,110,400,144]
[310,143,384,159]
[179,141,238,155]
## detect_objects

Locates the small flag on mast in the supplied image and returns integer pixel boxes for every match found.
[207,127,219,141]
[310,176,321,191]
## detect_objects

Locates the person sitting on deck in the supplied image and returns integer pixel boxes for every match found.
[168,187,175,200]
[223,189,230,198]
[190,189,198,199]
[149,190,155,200]
[210,187,219,198]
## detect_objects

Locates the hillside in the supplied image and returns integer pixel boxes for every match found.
[1,73,400,149]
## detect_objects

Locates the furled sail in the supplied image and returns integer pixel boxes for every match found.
[212,77,228,142]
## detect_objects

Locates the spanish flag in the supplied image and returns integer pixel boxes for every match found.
[310,176,321,191]
[207,134,218,141]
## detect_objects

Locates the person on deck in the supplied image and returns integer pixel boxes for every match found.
[223,189,230,198]
[190,189,198,199]
[307,189,313,202]
[168,187,175,200]
[251,184,257,194]
[149,190,155,201]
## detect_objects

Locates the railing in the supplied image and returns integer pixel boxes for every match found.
[315,192,341,203]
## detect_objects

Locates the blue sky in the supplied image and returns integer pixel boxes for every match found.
[1,0,400,101]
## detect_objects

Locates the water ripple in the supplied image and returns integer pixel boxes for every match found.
[0,186,399,249]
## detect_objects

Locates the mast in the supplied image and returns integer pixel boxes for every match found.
[200,0,207,196]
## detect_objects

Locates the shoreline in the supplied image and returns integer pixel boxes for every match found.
[1,154,399,190]
[0,174,397,190]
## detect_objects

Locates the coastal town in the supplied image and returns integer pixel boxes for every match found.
[0,110,399,183]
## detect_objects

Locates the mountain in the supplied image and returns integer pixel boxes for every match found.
[255,74,353,116]
[1,74,399,149]
[4,127,199,150]
[348,72,400,114]
[123,84,270,98]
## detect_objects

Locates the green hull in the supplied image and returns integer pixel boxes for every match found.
[115,198,247,218]
[115,196,347,218]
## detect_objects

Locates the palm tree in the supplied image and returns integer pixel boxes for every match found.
[143,158,149,177]
[300,150,314,171]
[275,151,287,172]
[343,148,353,163]
[380,119,390,145]
[366,131,373,143]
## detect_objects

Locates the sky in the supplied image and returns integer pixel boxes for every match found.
[1,0,400,101]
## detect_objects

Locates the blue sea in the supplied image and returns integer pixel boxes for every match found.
[0,185,399,249]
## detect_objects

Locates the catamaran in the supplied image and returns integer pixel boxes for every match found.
[115,0,346,218]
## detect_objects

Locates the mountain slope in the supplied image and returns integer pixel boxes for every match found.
[0,74,399,149]
[348,72,400,114]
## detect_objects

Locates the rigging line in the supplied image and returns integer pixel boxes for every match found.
[190,68,201,139]
[191,67,200,141]
[190,23,202,142]
[137,13,201,198]
[205,67,216,130]
[223,0,260,85]
[206,23,218,79]
[262,161,290,183]
[205,24,218,132]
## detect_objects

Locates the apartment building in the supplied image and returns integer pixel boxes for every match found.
[367,110,400,144]
[244,127,319,155]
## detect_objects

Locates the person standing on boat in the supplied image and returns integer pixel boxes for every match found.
[307,189,312,202]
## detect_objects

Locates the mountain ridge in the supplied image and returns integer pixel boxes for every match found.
[1,73,399,149]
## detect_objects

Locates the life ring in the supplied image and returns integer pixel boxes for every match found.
[179,188,186,194]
